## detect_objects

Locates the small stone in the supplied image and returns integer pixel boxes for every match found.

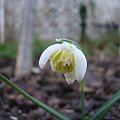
[10,116,18,120]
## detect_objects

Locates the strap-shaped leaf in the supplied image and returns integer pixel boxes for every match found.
[0,74,69,120]
[91,90,120,120]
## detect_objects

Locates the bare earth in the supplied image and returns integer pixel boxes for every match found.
[0,55,120,120]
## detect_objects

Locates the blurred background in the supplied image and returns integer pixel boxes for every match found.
[0,0,120,120]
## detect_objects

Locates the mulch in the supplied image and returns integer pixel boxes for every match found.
[0,55,120,120]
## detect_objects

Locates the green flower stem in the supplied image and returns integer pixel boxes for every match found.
[80,80,85,120]
[0,74,69,120]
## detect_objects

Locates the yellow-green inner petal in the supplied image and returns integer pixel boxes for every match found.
[50,50,74,73]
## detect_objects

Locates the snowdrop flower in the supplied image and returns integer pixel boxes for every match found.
[39,39,87,84]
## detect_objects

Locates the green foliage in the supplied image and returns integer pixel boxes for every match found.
[94,30,119,56]
[0,42,17,59]
[80,35,96,57]
[0,39,54,59]
[80,3,87,40]
[80,30,120,57]
[33,39,55,58]
[91,90,120,120]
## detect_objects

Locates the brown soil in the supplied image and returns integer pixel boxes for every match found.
[0,55,120,120]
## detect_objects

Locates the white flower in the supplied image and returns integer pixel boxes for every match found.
[39,40,87,84]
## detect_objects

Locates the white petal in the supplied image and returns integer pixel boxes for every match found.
[61,42,77,51]
[64,72,76,84]
[39,44,61,69]
[74,48,87,81]
[61,42,70,50]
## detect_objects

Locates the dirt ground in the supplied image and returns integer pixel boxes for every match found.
[0,55,120,120]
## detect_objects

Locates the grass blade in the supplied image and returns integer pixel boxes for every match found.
[0,74,69,120]
[91,90,120,120]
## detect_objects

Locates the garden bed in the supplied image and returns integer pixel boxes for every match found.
[0,55,120,120]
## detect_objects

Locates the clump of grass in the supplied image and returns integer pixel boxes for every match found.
[95,30,119,56]
[0,42,18,59]
[33,39,55,58]
[80,30,119,57]
[80,35,96,57]
[0,39,54,59]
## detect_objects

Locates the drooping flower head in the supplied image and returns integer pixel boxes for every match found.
[39,38,87,84]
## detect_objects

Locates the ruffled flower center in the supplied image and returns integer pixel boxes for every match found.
[50,50,74,73]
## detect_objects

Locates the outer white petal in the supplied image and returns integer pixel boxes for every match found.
[61,42,70,50]
[39,44,61,69]
[61,42,77,51]
[64,72,76,84]
[74,48,87,81]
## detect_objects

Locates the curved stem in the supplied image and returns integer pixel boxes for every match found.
[0,74,69,120]
[80,80,85,120]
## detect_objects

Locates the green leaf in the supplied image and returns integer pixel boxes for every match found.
[85,116,90,120]
[0,74,70,120]
[91,90,120,120]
